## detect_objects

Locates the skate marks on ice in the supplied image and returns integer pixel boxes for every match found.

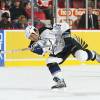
[0,86,100,100]
[0,65,100,100]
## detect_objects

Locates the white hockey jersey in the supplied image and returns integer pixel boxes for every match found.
[35,22,70,55]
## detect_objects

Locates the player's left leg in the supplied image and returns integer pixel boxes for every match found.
[46,47,72,89]
[72,48,100,62]
[73,49,95,61]
[71,38,100,62]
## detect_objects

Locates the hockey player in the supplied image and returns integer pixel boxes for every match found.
[25,22,100,89]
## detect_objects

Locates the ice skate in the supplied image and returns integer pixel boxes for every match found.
[51,77,66,89]
[95,52,100,63]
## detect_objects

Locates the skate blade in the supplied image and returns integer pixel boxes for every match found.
[51,87,67,91]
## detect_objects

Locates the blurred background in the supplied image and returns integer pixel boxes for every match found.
[0,0,100,29]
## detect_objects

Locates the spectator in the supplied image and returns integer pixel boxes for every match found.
[58,0,65,8]
[0,12,12,29]
[24,1,31,20]
[72,15,80,29]
[20,0,30,3]
[12,15,28,29]
[97,0,100,8]
[37,0,53,25]
[72,0,85,8]
[57,0,85,8]
[34,19,45,29]
[78,7,99,29]
[0,1,9,10]
[9,0,26,22]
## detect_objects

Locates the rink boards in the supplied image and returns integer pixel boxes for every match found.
[1,30,100,67]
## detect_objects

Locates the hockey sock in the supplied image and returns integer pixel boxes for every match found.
[85,49,96,60]
[47,63,64,80]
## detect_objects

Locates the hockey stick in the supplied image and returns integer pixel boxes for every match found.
[0,48,31,54]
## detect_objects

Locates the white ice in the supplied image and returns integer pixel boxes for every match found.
[0,65,100,100]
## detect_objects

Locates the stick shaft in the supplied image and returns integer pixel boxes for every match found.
[0,48,31,54]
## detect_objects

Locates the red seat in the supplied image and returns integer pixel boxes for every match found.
[34,12,46,20]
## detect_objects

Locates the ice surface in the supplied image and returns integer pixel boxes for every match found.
[0,65,100,100]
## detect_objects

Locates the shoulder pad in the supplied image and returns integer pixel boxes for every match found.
[53,22,70,33]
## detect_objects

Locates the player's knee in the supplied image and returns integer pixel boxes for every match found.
[74,50,88,61]
[46,57,63,64]
[46,57,62,75]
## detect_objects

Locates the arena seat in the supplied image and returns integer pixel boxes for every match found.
[34,12,46,20]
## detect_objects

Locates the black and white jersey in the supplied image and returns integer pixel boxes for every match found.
[29,22,71,55]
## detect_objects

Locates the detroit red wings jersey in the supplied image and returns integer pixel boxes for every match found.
[37,0,52,8]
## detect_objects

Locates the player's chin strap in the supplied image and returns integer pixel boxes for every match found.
[0,48,31,54]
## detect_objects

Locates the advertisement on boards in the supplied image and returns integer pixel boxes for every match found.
[0,30,4,66]
[57,8,100,28]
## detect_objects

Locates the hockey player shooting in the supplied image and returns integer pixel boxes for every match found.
[25,22,100,89]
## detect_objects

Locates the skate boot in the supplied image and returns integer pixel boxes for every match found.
[51,77,66,89]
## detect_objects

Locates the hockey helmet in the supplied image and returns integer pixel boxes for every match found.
[25,25,39,39]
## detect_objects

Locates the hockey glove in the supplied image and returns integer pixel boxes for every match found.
[31,43,43,55]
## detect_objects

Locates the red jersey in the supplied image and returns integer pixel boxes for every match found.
[37,0,52,8]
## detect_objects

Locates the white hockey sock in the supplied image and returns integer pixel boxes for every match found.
[53,71,64,80]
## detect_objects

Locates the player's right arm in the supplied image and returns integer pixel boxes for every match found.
[29,29,57,55]
[29,38,54,55]
[25,25,56,55]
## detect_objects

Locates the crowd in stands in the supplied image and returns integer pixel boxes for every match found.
[0,0,32,29]
[0,0,99,29]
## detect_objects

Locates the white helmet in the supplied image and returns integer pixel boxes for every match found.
[25,25,38,39]
[53,22,70,33]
